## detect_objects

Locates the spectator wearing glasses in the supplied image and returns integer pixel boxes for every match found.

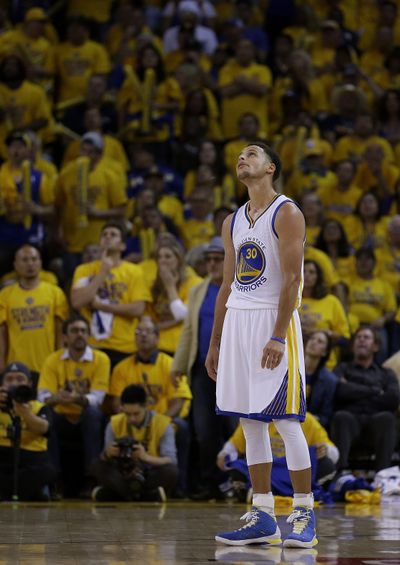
[172,237,238,499]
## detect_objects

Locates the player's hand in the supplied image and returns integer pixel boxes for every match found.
[205,344,219,381]
[261,339,285,370]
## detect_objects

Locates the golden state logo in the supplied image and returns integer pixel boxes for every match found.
[236,241,266,287]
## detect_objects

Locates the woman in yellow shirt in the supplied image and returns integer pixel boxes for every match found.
[148,241,202,354]
[315,219,355,282]
[343,192,389,250]
[300,260,350,367]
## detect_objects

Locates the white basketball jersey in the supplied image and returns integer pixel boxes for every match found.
[226,194,303,309]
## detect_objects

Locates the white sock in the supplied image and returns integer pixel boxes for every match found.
[293,492,314,509]
[253,492,275,515]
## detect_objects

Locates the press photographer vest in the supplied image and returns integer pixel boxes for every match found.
[111,411,171,457]
[0,400,47,452]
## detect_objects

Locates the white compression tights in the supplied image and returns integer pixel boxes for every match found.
[240,417,311,471]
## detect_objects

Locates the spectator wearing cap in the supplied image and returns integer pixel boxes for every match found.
[0,132,55,274]
[163,0,218,56]
[71,222,151,369]
[0,361,56,501]
[218,38,272,139]
[38,316,109,492]
[0,244,68,386]
[172,237,237,499]
[55,131,127,277]
[54,17,110,103]
[0,8,54,93]
[0,53,53,154]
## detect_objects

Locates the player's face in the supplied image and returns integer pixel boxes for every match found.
[305,331,328,357]
[100,227,124,252]
[236,146,271,181]
[122,403,147,427]
[14,246,41,279]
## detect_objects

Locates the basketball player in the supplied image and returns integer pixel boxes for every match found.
[205,143,317,548]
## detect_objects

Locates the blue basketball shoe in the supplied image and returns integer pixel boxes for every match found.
[283,506,318,548]
[215,507,282,546]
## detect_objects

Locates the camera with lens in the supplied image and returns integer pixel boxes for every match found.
[116,436,138,460]
[0,385,34,413]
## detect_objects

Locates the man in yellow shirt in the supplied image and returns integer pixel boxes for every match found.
[38,316,110,492]
[0,362,55,501]
[91,384,178,501]
[0,8,55,93]
[109,315,191,495]
[0,245,68,389]
[354,143,400,202]
[182,188,215,250]
[318,160,362,223]
[71,222,151,368]
[218,39,272,139]
[0,53,54,156]
[55,132,127,274]
[55,17,110,103]
[376,215,400,299]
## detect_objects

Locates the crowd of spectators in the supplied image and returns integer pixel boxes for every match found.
[0,0,400,501]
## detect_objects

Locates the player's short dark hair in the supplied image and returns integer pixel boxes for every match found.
[101,221,127,242]
[62,315,90,335]
[245,142,282,181]
[121,384,147,406]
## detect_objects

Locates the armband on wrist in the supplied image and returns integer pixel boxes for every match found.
[271,336,286,345]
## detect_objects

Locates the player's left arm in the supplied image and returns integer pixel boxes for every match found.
[261,203,305,370]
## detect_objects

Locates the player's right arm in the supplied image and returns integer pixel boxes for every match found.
[205,214,235,381]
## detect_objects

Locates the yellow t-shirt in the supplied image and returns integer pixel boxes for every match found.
[343,215,389,250]
[0,81,53,155]
[38,347,110,417]
[345,274,397,323]
[0,400,48,451]
[148,273,203,354]
[72,260,152,353]
[304,246,340,289]
[109,351,192,418]
[218,60,272,139]
[317,184,363,222]
[285,169,336,200]
[55,158,127,252]
[354,162,400,196]
[376,245,400,295]
[182,217,215,249]
[333,135,394,163]
[55,40,111,102]
[0,282,68,372]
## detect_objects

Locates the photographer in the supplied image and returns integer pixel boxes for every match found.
[0,362,56,501]
[92,385,178,501]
